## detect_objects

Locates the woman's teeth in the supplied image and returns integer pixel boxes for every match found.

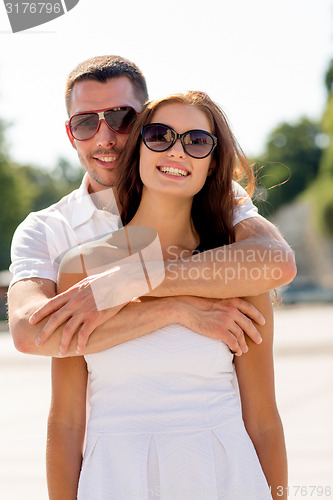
[159,166,189,176]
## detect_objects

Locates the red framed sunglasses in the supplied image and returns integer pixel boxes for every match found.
[67,106,138,141]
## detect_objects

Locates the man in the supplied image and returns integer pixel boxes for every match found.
[8,55,296,359]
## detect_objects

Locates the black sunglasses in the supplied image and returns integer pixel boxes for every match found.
[67,106,138,141]
[141,123,217,159]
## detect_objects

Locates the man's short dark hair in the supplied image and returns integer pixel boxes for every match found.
[65,55,149,115]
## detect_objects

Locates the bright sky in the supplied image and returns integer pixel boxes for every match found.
[0,0,332,170]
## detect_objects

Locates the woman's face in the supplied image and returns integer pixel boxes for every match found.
[139,103,214,201]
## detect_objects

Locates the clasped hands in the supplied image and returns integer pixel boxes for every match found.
[30,267,264,357]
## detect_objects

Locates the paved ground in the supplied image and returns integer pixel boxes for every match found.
[1,304,333,499]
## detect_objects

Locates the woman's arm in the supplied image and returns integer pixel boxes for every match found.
[47,356,88,500]
[46,265,88,500]
[235,292,288,500]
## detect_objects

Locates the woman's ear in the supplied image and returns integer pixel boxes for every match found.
[207,159,216,176]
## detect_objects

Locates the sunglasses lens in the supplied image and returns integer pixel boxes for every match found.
[69,107,137,140]
[184,131,215,158]
[105,107,137,134]
[143,125,175,151]
[70,113,99,140]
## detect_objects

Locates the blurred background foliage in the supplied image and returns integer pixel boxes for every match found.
[0,122,83,270]
[250,59,333,237]
[1,60,333,271]
[252,117,323,215]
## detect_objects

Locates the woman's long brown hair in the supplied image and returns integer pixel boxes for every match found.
[117,91,255,250]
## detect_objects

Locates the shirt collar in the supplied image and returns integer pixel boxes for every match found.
[70,174,121,229]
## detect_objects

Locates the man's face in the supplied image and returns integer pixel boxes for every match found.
[67,77,142,193]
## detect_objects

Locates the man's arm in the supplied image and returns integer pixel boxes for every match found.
[8,278,180,357]
[8,278,264,357]
[17,215,295,352]
[151,216,296,298]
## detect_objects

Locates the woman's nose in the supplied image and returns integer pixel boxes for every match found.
[167,139,185,157]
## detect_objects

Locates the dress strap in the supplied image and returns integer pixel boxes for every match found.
[78,245,88,275]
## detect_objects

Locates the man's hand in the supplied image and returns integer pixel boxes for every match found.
[30,277,124,356]
[174,296,265,356]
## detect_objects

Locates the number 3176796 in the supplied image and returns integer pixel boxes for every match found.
[5,3,62,14]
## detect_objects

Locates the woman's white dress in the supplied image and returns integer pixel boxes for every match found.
[77,325,272,499]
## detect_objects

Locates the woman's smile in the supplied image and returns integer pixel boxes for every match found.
[157,162,190,178]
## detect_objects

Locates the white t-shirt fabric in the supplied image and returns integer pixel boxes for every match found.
[9,175,259,288]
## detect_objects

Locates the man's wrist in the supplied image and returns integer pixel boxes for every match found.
[159,296,192,329]
[150,296,183,326]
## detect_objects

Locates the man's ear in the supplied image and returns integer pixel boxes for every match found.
[65,121,77,150]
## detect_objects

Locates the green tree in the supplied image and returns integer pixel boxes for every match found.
[253,118,322,216]
[18,158,83,213]
[325,59,333,95]
[303,59,333,236]
[0,119,36,269]
[50,157,83,199]
[318,89,333,177]
[0,118,83,270]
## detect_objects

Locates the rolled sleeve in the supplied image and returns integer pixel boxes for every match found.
[232,181,260,227]
[9,213,58,288]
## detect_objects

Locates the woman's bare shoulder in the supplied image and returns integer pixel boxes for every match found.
[58,238,116,275]
[59,228,137,276]
[58,246,84,274]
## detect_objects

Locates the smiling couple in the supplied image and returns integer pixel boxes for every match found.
[9,55,295,499]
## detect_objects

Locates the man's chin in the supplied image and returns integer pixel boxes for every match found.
[87,173,116,192]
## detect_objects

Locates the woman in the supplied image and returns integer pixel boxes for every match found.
[47,92,287,499]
